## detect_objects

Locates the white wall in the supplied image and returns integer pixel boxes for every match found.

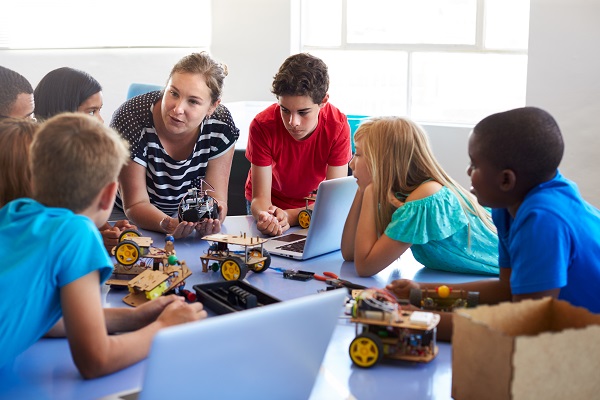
[423,124,471,188]
[526,0,600,207]
[0,48,197,122]
[211,0,299,103]
[0,1,296,119]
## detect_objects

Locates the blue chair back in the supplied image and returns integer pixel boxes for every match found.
[347,114,370,153]
[127,83,163,100]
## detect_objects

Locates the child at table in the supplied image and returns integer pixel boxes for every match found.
[0,113,206,378]
[0,118,36,208]
[0,65,35,120]
[341,116,499,277]
[33,67,137,251]
[245,53,352,236]
[387,107,600,340]
[0,116,133,253]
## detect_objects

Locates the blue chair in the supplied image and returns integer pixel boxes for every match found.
[347,114,370,153]
[126,83,163,100]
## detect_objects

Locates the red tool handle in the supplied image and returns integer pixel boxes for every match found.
[314,271,338,281]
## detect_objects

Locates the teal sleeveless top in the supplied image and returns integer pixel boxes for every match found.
[384,186,499,275]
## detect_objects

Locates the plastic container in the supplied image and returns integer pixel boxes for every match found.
[193,281,280,315]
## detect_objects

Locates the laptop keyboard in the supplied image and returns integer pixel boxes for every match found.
[277,239,306,253]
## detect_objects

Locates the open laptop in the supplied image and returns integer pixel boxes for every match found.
[264,176,358,260]
[101,289,347,400]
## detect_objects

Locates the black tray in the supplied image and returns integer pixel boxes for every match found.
[193,281,281,315]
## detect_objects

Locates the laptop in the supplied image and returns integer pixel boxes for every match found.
[264,176,358,260]
[100,289,347,400]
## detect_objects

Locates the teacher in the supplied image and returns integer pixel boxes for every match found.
[110,52,239,238]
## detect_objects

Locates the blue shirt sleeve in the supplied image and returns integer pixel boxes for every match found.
[53,216,113,287]
[504,209,571,295]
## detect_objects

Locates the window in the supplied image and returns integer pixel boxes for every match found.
[0,0,211,49]
[301,0,530,125]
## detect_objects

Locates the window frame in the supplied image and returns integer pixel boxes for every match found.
[299,0,529,125]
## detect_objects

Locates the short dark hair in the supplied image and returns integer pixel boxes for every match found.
[473,106,564,186]
[33,67,102,121]
[0,66,34,116]
[271,53,329,104]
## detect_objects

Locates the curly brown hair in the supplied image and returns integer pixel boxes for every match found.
[271,53,329,104]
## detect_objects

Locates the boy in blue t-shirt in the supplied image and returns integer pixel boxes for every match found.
[387,107,600,340]
[0,113,207,378]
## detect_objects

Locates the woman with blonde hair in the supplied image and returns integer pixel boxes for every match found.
[110,52,239,239]
[341,116,498,277]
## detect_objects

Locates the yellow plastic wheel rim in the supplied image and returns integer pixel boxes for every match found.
[298,210,311,229]
[221,259,241,280]
[349,336,380,368]
[120,230,141,241]
[116,243,139,266]
[248,249,265,271]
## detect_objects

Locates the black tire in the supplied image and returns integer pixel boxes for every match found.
[466,291,480,308]
[247,248,271,273]
[119,229,142,242]
[210,199,219,219]
[115,239,141,266]
[409,288,423,308]
[220,257,248,281]
[349,332,383,368]
[182,208,200,222]
[298,209,312,229]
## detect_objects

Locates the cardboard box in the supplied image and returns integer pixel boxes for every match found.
[452,298,600,400]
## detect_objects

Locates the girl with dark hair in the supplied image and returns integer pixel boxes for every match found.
[34,67,104,122]
[33,67,134,251]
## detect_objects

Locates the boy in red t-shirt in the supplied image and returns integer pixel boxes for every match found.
[245,53,352,236]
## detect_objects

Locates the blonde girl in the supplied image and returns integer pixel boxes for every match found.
[341,116,498,277]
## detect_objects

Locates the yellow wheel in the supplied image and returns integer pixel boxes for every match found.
[115,240,141,266]
[119,229,141,242]
[220,258,248,281]
[349,332,383,368]
[246,248,271,273]
[298,209,312,229]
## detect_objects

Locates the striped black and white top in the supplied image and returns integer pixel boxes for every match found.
[110,91,239,216]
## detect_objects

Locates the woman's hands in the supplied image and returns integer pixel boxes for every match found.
[195,218,222,236]
[159,215,222,239]
[160,216,197,239]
